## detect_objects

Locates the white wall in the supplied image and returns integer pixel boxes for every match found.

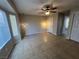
[48,16,53,33]
[48,13,58,35]
[0,0,15,13]
[21,15,48,35]
[20,13,58,36]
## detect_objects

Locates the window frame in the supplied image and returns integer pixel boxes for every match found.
[7,13,17,37]
[0,8,16,50]
[0,9,12,49]
[8,13,19,37]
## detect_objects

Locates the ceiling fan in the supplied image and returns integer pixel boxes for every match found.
[39,0,57,15]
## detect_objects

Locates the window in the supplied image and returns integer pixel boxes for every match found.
[0,10,11,49]
[9,14,19,36]
[64,16,70,29]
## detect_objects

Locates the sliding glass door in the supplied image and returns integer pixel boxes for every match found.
[9,14,19,37]
[9,14,21,43]
[0,10,11,49]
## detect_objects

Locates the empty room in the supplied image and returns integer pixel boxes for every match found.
[0,0,79,59]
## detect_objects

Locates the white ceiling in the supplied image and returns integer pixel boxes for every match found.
[0,0,15,13]
[14,0,79,15]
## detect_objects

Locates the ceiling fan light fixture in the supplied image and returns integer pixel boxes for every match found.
[45,11,50,15]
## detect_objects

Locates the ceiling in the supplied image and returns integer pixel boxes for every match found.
[14,0,79,15]
[0,0,15,13]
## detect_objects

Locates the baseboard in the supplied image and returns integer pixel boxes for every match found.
[68,39,79,44]
[48,32,58,36]
[25,32,47,37]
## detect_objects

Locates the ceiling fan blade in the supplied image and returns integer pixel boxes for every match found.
[38,11,44,14]
[50,11,56,13]
[51,7,57,10]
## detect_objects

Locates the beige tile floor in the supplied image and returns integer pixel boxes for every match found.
[10,33,79,59]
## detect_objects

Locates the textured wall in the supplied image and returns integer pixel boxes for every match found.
[48,13,58,35]
[20,15,48,35]
[19,14,58,36]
